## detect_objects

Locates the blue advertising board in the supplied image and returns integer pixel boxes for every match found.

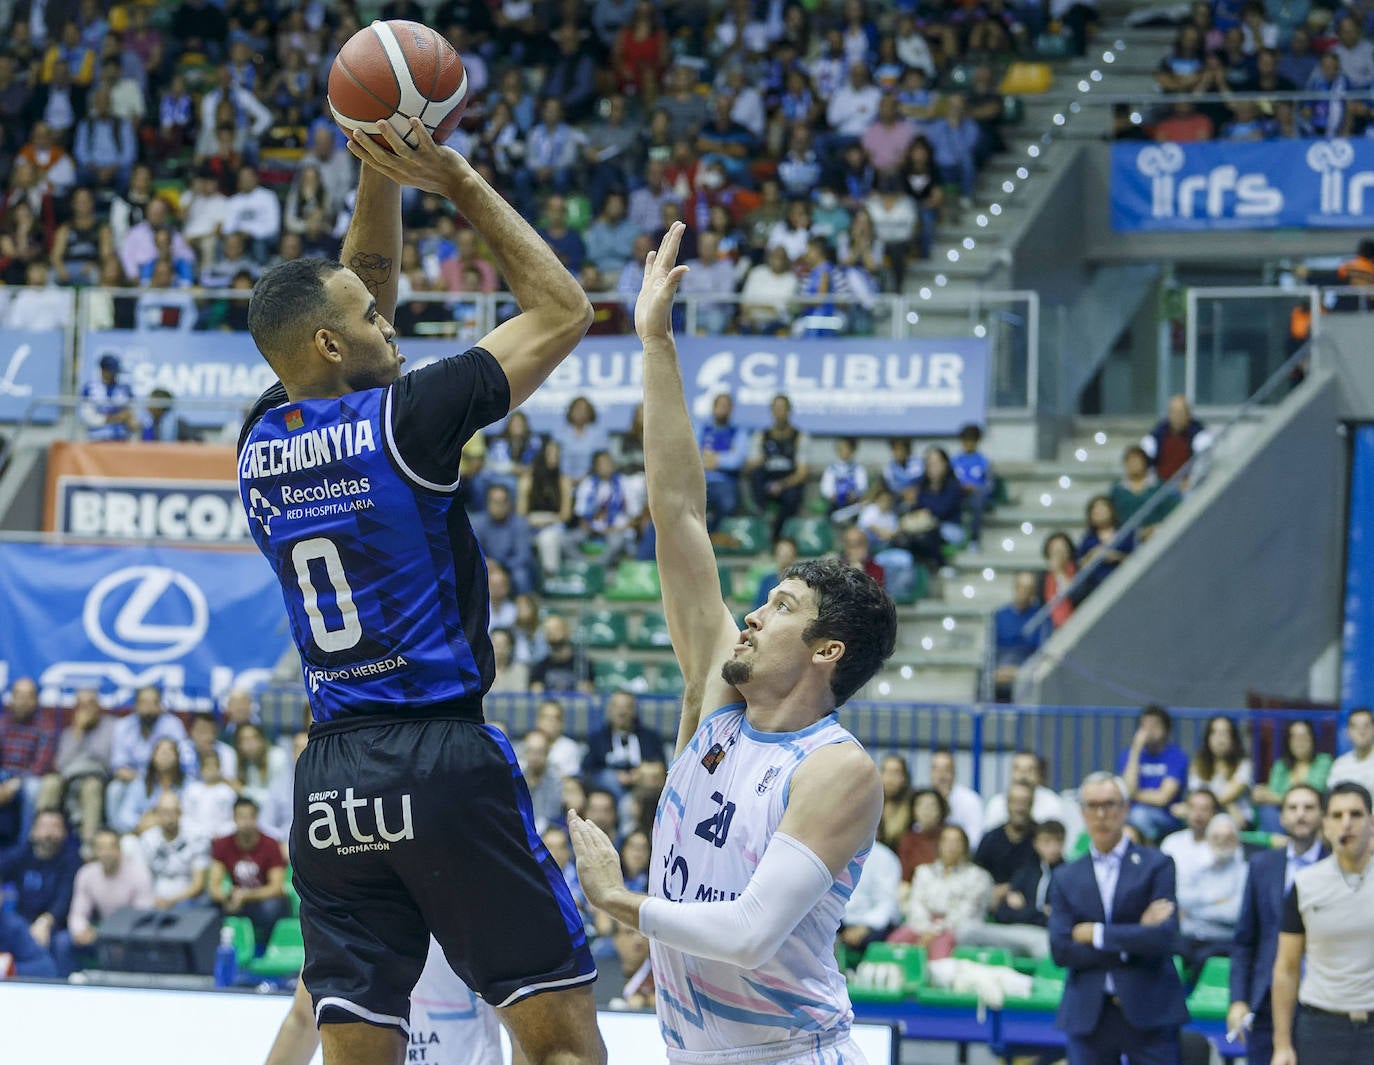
[1112,138,1374,232]
[0,329,66,423]
[81,330,989,437]
[0,542,284,706]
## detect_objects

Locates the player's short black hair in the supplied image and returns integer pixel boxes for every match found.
[1329,781,1373,814]
[247,257,345,371]
[783,556,897,706]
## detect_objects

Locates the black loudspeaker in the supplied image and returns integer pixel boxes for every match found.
[95,906,221,975]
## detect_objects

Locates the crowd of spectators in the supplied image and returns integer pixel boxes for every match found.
[0,0,1037,340]
[1131,0,1374,142]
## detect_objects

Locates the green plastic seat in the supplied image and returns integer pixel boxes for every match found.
[576,609,628,649]
[630,611,674,650]
[714,516,769,556]
[1240,830,1273,850]
[284,864,299,916]
[651,660,685,695]
[716,564,734,600]
[543,559,605,598]
[564,194,592,232]
[733,562,775,604]
[245,917,305,978]
[952,945,1014,969]
[848,941,927,1002]
[780,517,834,557]
[1034,956,1067,982]
[1196,955,1230,989]
[1069,830,1091,860]
[593,658,646,692]
[223,916,256,967]
[605,561,662,602]
[1009,976,1066,1012]
[1186,980,1231,1021]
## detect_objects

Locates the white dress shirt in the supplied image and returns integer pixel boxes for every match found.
[1090,835,1131,993]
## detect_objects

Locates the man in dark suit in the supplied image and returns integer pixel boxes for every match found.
[1227,783,1325,1065]
[1049,771,1190,1064]
[582,689,666,799]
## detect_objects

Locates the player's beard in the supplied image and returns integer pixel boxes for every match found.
[721,657,753,687]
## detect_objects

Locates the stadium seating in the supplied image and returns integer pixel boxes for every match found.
[245,918,306,979]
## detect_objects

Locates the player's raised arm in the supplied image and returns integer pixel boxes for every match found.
[347,118,592,409]
[637,223,743,756]
[339,158,402,322]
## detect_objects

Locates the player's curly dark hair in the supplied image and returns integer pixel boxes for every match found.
[247,257,346,369]
[783,557,897,706]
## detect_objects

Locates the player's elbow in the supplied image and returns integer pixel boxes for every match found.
[730,930,785,970]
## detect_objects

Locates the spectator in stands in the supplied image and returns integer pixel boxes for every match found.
[530,614,596,695]
[1279,27,1318,87]
[1041,531,1080,629]
[583,690,664,799]
[565,449,639,568]
[219,690,258,745]
[519,730,566,834]
[927,95,980,205]
[538,193,587,274]
[840,836,903,952]
[1228,784,1326,1065]
[861,93,917,177]
[930,749,985,848]
[0,809,81,976]
[857,486,900,552]
[1162,788,1224,883]
[746,394,809,543]
[839,526,885,587]
[112,737,186,835]
[1176,813,1248,980]
[490,628,529,694]
[195,68,271,159]
[583,190,639,279]
[618,760,666,839]
[898,788,949,883]
[182,750,236,843]
[1,677,56,843]
[882,438,923,500]
[72,86,134,191]
[893,446,963,572]
[990,820,1066,947]
[952,424,993,550]
[521,437,576,576]
[1253,719,1333,833]
[141,792,210,911]
[209,797,286,948]
[878,754,915,852]
[993,574,1045,701]
[0,201,46,287]
[1329,706,1374,792]
[1156,25,1208,93]
[222,164,281,260]
[1153,100,1216,143]
[117,197,188,284]
[470,482,538,596]
[80,352,139,441]
[67,826,152,961]
[890,825,993,959]
[0,906,57,977]
[696,392,750,531]
[1119,704,1190,842]
[183,712,237,782]
[50,186,110,286]
[752,535,798,610]
[1143,397,1214,485]
[486,411,540,499]
[583,789,622,848]
[559,395,608,484]
[737,245,798,335]
[35,688,110,853]
[975,781,1039,908]
[535,698,586,785]
[1077,495,1134,596]
[1183,716,1254,827]
[487,562,518,632]
[681,231,736,334]
[766,198,815,264]
[17,120,76,194]
[828,61,883,141]
[820,437,869,519]
[987,751,1066,830]
[234,723,288,810]
[1110,444,1179,535]
[1049,772,1189,1064]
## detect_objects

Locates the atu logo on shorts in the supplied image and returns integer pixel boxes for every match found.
[307,787,415,855]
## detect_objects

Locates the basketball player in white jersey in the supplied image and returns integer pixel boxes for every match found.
[569,224,898,1065]
[265,939,520,1065]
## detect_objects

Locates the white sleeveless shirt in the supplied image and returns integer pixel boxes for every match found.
[408,938,503,1065]
[649,703,869,1054]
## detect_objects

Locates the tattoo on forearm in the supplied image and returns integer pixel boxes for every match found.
[348,252,394,295]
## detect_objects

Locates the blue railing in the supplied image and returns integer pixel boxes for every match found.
[252,688,1338,797]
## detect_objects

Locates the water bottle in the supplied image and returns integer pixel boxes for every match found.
[213,926,238,988]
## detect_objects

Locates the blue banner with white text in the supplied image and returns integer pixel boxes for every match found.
[81,330,989,436]
[1112,138,1374,232]
[0,542,283,706]
[0,329,66,422]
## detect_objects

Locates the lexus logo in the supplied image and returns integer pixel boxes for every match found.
[82,566,210,663]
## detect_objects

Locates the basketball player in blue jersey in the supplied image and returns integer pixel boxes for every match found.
[236,116,607,1065]
[568,226,898,1064]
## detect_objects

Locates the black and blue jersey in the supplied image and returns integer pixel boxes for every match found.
[237,348,511,723]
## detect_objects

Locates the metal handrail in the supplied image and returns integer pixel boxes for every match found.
[1016,338,1313,647]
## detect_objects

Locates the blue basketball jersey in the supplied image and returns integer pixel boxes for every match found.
[237,348,511,723]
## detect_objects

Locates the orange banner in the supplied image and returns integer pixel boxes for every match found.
[45,442,247,542]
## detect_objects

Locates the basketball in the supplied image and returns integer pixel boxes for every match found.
[327,20,469,151]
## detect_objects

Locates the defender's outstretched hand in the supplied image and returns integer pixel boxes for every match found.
[568,809,627,910]
[635,221,689,343]
[346,116,470,196]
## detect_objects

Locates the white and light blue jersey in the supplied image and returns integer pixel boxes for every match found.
[649,704,869,1059]
[410,938,502,1065]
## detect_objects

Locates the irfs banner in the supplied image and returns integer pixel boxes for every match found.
[0,329,66,422]
[1112,138,1374,231]
[45,442,248,543]
[80,330,989,438]
[0,542,282,704]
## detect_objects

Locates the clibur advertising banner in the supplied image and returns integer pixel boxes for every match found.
[0,329,66,422]
[1111,138,1374,232]
[80,330,989,437]
[44,441,247,543]
[0,541,282,704]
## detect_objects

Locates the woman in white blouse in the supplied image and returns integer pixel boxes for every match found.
[1180,715,1254,827]
[888,824,994,958]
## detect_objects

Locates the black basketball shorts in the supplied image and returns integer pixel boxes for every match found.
[290,711,595,1032]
